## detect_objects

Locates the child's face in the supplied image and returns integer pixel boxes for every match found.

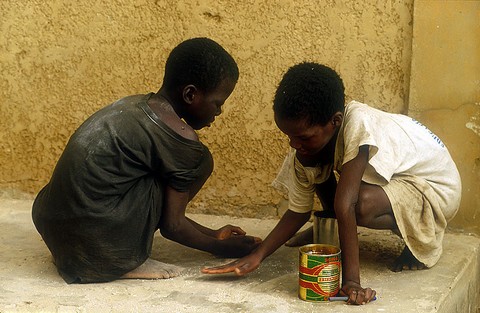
[184,79,236,130]
[275,115,338,156]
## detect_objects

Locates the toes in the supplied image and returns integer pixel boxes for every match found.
[165,265,183,278]
[391,261,403,272]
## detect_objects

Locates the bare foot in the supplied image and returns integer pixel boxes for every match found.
[121,258,184,279]
[285,226,313,247]
[392,246,426,272]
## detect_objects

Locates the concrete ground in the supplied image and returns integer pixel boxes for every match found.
[0,198,479,313]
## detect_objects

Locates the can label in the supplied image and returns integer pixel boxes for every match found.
[298,244,341,301]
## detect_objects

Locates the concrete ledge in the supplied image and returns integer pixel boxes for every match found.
[0,199,479,312]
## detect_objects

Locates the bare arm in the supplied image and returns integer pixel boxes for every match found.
[202,209,311,275]
[334,145,375,304]
[159,185,259,257]
[253,209,311,260]
[184,217,216,237]
[185,217,246,239]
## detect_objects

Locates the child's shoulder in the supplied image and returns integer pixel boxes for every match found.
[343,100,376,123]
[345,100,372,113]
[344,100,399,123]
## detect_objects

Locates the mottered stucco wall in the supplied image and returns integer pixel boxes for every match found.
[1,1,477,233]
[408,0,480,235]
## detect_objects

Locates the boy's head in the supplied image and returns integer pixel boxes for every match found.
[273,62,345,127]
[162,37,239,93]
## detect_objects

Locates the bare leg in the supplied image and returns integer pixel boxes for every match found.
[355,183,425,271]
[121,258,184,280]
[355,183,397,229]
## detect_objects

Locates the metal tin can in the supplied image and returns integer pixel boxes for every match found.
[313,210,339,247]
[298,244,341,301]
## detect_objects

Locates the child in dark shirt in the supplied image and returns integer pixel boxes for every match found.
[32,37,261,283]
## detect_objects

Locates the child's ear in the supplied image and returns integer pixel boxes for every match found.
[182,85,197,104]
[332,112,343,127]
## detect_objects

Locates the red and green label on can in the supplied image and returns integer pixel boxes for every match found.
[298,244,341,301]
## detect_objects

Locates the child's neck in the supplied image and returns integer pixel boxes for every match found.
[151,90,182,118]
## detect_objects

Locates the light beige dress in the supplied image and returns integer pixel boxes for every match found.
[273,101,461,267]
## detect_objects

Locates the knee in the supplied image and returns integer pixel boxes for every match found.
[355,191,374,227]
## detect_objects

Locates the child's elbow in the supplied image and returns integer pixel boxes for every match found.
[159,220,182,241]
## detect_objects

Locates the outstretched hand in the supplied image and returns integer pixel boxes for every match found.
[202,252,263,276]
[340,281,376,305]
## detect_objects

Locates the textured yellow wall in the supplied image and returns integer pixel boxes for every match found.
[2,2,417,217]
[408,0,480,234]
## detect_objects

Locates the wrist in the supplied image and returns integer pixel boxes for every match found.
[251,245,268,262]
[342,279,361,289]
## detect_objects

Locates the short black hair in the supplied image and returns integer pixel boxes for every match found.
[162,37,239,92]
[273,62,345,126]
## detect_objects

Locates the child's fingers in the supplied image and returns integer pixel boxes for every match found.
[230,226,246,236]
[347,288,376,305]
[234,262,257,276]
[201,260,241,274]
[365,288,376,303]
[201,265,236,274]
[217,225,247,239]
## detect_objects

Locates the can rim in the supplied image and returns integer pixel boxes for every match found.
[298,243,341,256]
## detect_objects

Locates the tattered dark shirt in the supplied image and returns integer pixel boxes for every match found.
[32,93,211,283]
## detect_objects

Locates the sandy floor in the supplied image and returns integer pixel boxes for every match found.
[0,198,478,313]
